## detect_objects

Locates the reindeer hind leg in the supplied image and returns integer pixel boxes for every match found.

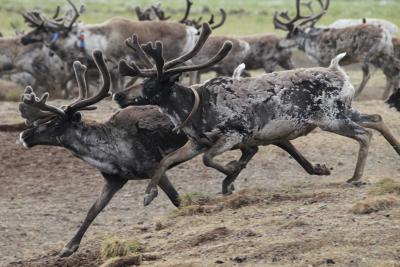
[351,112,400,156]
[319,118,372,183]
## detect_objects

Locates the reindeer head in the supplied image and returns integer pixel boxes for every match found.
[114,23,232,108]
[18,50,110,148]
[273,0,329,40]
[20,0,81,46]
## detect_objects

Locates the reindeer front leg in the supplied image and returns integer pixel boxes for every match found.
[144,140,206,206]
[59,174,127,257]
[355,62,371,97]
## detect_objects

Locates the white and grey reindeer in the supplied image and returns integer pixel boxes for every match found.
[117,23,400,205]
[273,0,400,99]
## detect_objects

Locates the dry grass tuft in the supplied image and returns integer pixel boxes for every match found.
[5,90,21,102]
[101,236,143,259]
[179,192,211,207]
[351,196,399,214]
[369,178,400,196]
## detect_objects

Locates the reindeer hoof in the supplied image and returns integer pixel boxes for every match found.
[346,178,365,187]
[313,164,331,176]
[59,244,79,257]
[144,188,158,206]
[223,183,235,196]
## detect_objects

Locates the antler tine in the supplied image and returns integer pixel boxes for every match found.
[208,13,215,25]
[22,11,44,28]
[52,5,61,19]
[301,1,314,14]
[69,61,88,107]
[68,50,111,111]
[151,5,171,20]
[298,0,330,27]
[141,41,165,80]
[135,7,146,21]
[22,86,65,117]
[118,59,155,78]
[273,0,310,31]
[66,0,80,29]
[165,41,233,76]
[164,23,212,70]
[125,35,153,68]
[179,0,193,23]
[210,9,226,30]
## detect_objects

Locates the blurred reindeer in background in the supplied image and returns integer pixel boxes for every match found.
[20,0,201,92]
[274,0,400,99]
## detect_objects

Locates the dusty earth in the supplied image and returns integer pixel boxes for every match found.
[1,67,400,266]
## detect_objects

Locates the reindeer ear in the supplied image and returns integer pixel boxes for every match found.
[168,73,181,83]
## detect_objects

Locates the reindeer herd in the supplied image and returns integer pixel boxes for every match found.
[0,0,398,258]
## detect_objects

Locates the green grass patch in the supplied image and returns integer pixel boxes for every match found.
[369,178,400,196]
[101,235,143,259]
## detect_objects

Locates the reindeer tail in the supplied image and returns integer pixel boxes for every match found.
[232,63,246,79]
[329,53,347,69]
[386,89,400,112]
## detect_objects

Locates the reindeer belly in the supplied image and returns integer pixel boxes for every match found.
[249,119,314,146]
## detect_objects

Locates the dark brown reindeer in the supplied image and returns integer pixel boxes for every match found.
[273,0,400,99]
[18,50,189,257]
[118,23,400,206]
[20,0,199,91]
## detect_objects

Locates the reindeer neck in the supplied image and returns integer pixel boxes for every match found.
[61,121,124,174]
[159,83,197,129]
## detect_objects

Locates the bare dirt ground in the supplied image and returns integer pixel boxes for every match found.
[1,66,400,266]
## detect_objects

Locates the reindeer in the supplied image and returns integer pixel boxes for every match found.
[18,50,189,257]
[0,36,69,95]
[273,0,400,99]
[20,0,199,91]
[116,23,400,206]
[239,34,295,74]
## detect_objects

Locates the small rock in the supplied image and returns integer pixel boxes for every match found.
[232,256,247,263]
[215,260,224,264]
[326,259,335,264]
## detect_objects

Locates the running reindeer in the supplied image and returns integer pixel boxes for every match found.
[18,48,331,257]
[273,0,400,99]
[18,50,188,257]
[118,23,400,205]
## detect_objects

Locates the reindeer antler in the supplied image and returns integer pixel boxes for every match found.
[119,23,232,81]
[22,0,81,32]
[273,0,329,31]
[179,0,193,23]
[19,50,111,126]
